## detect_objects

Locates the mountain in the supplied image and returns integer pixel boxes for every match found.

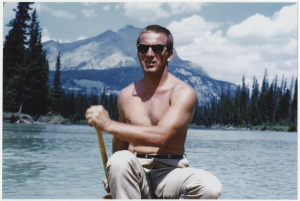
[44,25,237,105]
[43,25,208,76]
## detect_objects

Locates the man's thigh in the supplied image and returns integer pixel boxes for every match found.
[149,167,222,199]
[107,150,153,199]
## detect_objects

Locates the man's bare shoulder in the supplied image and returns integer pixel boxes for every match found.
[118,79,143,104]
[170,74,197,100]
[118,84,133,103]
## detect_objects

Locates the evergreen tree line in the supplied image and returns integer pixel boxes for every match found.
[59,90,119,123]
[3,2,64,119]
[191,70,297,127]
[3,3,297,128]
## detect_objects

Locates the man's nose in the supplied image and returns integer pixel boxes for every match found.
[146,47,155,57]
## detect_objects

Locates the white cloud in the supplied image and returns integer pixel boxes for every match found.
[41,27,70,43]
[81,2,98,7]
[167,15,222,45]
[123,2,204,23]
[77,36,88,41]
[123,3,168,23]
[33,3,75,19]
[168,3,206,15]
[115,4,121,10]
[227,4,297,44]
[82,9,98,18]
[31,2,42,13]
[103,5,110,10]
[41,27,51,43]
[173,4,297,87]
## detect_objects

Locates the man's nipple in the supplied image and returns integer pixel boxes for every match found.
[127,117,131,123]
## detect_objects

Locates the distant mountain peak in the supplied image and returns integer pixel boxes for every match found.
[42,24,208,77]
[119,25,136,30]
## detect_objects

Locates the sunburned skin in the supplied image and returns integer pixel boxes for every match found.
[85,31,198,193]
[118,72,195,155]
[86,31,197,155]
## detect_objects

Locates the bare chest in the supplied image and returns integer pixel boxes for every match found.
[123,92,171,126]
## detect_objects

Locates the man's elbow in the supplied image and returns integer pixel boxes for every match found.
[155,130,174,147]
[155,136,168,147]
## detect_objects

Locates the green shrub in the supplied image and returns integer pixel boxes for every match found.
[288,124,297,132]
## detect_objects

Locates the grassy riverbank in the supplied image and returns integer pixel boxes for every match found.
[189,123,297,132]
[3,112,297,132]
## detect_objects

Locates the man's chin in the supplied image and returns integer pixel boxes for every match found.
[143,67,157,73]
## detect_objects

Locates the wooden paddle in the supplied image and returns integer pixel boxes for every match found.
[95,128,112,199]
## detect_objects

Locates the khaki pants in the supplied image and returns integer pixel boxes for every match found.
[107,150,222,199]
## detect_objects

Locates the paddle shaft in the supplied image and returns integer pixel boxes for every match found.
[95,128,109,186]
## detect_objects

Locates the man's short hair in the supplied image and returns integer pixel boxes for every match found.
[136,25,173,52]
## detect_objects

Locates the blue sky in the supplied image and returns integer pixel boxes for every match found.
[2,2,297,88]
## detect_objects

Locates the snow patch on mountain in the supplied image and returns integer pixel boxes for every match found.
[99,52,136,69]
[43,25,209,77]
[175,68,192,76]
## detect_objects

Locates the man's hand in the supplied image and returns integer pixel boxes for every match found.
[85,105,112,131]
[103,176,110,193]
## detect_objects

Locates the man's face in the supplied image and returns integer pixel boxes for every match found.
[137,32,173,76]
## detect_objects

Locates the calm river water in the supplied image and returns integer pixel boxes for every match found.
[2,123,297,199]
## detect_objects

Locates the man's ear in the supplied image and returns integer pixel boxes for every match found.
[167,50,174,62]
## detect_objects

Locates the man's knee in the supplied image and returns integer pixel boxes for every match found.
[201,179,222,199]
[107,150,136,171]
[182,169,222,199]
[196,170,222,199]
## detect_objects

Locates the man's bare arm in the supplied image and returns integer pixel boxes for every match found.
[87,85,197,147]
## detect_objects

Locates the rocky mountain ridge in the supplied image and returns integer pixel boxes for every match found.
[44,25,237,105]
[43,25,208,77]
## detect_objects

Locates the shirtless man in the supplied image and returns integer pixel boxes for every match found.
[86,25,222,199]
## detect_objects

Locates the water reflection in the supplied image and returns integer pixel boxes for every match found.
[2,124,297,199]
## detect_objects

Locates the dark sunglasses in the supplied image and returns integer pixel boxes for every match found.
[136,44,167,54]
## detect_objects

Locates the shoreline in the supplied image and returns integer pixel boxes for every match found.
[188,124,297,132]
[3,113,297,132]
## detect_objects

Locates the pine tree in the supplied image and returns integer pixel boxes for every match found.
[100,89,107,108]
[272,75,279,121]
[288,77,294,120]
[249,76,260,125]
[195,106,203,125]
[215,94,223,125]
[191,99,198,124]
[275,89,291,123]
[233,86,241,126]
[61,90,67,117]
[203,102,212,127]
[83,94,89,119]
[266,82,275,123]
[22,9,49,118]
[107,94,114,119]
[223,86,233,125]
[113,94,119,121]
[91,91,99,106]
[291,78,297,123]
[69,91,76,118]
[218,89,226,125]
[258,69,269,123]
[3,2,33,112]
[240,75,248,125]
[52,52,63,113]
[73,93,81,123]
[211,96,217,125]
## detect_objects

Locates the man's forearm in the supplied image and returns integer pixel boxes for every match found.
[105,121,171,147]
